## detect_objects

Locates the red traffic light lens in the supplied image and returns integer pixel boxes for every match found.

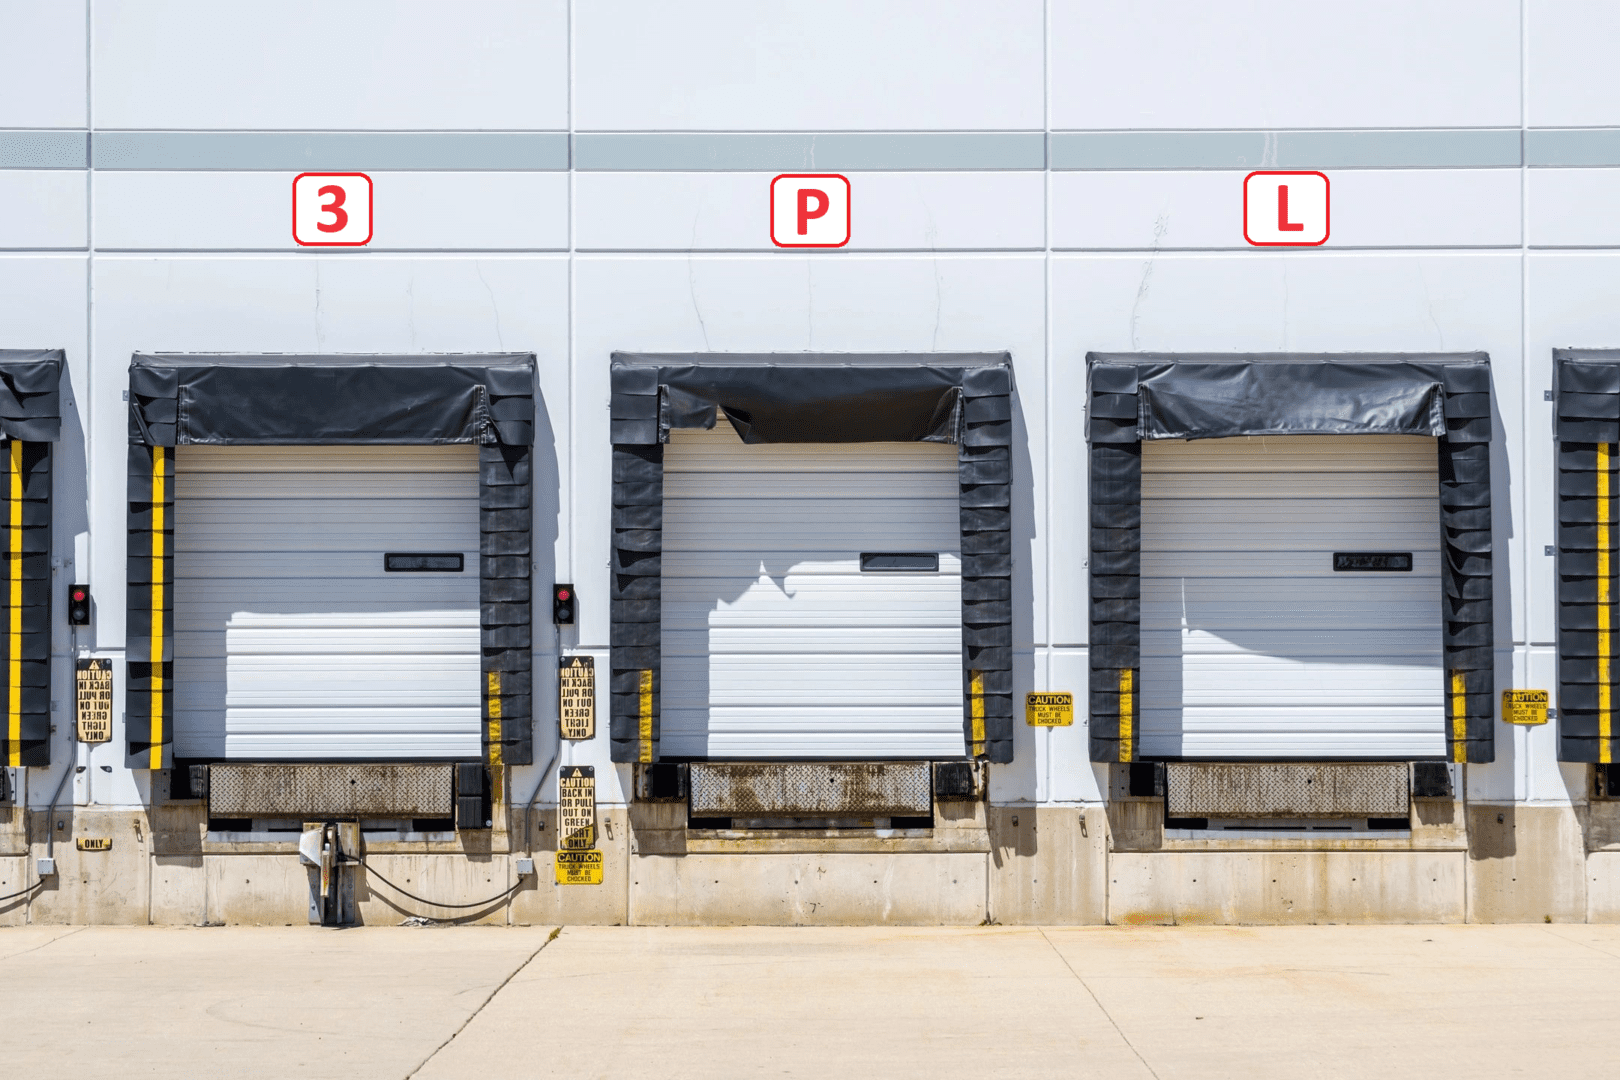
[557,589,570,601]
[72,590,86,602]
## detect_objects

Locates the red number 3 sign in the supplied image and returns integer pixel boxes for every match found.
[293,172,373,246]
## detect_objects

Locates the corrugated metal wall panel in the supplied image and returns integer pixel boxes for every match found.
[173,445,481,760]
[661,426,964,759]
[1140,435,1445,759]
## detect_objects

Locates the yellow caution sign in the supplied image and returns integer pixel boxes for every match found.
[558,765,596,851]
[75,837,111,852]
[555,849,603,885]
[75,659,114,744]
[1502,689,1549,726]
[558,656,596,740]
[1025,691,1075,727]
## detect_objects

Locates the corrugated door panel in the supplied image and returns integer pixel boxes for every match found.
[662,426,964,759]
[1140,434,1445,759]
[172,445,481,760]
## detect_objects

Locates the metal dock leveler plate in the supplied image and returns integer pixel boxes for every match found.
[1502,690,1549,726]
[558,765,596,850]
[555,849,603,886]
[75,659,113,744]
[1166,762,1410,818]
[1025,692,1074,727]
[559,656,595,740]
[207,763,455,818]
[688,762,933,817]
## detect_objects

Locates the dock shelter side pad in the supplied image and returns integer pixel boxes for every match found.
[608,354,1015,765]
[125,354,536,771]
[1554,350,1620,764]
[0,350,63,768]
[1085,353,1494,765]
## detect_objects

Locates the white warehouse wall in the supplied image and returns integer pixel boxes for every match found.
[0,2,1614,821]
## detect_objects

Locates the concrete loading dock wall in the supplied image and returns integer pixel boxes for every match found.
[2,1,1620,925]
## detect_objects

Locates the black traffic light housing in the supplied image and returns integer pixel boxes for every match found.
[552,582,576,625]
[67,584,90,625]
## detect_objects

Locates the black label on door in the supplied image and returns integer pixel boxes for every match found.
[1333,552,1413,572]
[385,552,464,572]
[860,552,939,572]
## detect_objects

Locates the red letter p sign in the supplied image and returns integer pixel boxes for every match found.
[771,174,850,248]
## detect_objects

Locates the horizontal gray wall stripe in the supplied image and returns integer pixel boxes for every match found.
[91,131,569,171]
[1050,129,1522,170]
[23,128,1620,173]
[0,131,88,169]
[1527,129,1620,167]
[573,132,1045,171]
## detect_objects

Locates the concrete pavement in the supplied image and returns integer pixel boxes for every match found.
[2,924,1618,1079]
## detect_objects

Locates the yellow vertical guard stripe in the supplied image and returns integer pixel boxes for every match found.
[1451,670,1467,763]
[638,669,653,764]
[150,447,165,770]
[486,671,504,803]
[1119,668,1134,763]
[1601,443,1614,764]
[969,670,985,757]
[7,440,21,767]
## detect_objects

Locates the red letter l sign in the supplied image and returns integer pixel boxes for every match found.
[1277,185,1305,232]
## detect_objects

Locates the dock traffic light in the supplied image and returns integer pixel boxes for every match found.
[68,584,90,625]
[552,583,576,625]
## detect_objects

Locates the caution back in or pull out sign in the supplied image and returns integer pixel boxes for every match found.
[1025,692,1075,727]
[558,655,596,740]
[558,765,596,851]
[1502,689,1550,726]
[556,765,603,885]
[75,658,114,744]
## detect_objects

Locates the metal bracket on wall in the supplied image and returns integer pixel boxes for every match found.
[299,821,359,927]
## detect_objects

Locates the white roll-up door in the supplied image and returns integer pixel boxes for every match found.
[1140,435,1445,759]
[662,425,964,759]
[173,445,481,760]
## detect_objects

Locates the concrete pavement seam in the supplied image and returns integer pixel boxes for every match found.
[403,926,563,1080]
[1539,925,1620,963]
[1038,928,1163,1080]
[0,925,86,965]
